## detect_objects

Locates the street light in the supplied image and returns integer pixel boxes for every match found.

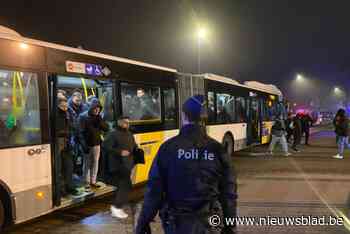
[334,86,341,94]
[196,27,207,74]
[296,74,304,82]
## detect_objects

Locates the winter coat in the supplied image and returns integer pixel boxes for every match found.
[271,119,286,137]
[334,116,349,137]
[79,98,109,147]
[103,126,137,173]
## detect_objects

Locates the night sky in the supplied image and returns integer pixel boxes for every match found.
[1,1,350,106]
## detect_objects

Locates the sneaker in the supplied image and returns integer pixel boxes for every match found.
[85,185,92,192]
[333,154,344,159]
[68,188,81,196]
[292,148,300,152]
[284,152,292,157]
[91,183,102,189]
[110,206,128,219]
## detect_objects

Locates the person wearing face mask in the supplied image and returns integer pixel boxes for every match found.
[103,116,138,219]
[56,97,80,196]
[79,98,109,191]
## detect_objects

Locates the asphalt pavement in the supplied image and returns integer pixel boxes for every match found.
[6,126,350,234]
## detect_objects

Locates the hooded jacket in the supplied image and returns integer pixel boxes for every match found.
[67,97,88,122]
[79,98,109,147]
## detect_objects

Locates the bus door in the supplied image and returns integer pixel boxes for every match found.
[246,97,261,145]
[49,74,116,206]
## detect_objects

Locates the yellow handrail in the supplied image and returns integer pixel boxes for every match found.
[12,72,26,118]
[81,78,88,102]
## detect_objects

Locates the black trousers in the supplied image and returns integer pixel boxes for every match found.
[286,129,293,142]
[57,138,75,194]
[302,128,310,144]
[292,132,301,149]
[112,167,132,208]
[62,150,75,192]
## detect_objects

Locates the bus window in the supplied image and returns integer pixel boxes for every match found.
[121,83,161,123]
[163,88,176,128]
[97,86,115,128]
[235,97,246,122]
[207,91,215,123]
[216,93,235,124]
[0,69,41,148]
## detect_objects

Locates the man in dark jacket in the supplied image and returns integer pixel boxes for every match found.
[292,113,303,152]
[56,97,79,196]
[136,95,237,234]
[301,113,313,145]
[285,112,293,143]
[103,116,137,219]
[268,114,291,156]
[79,98,109,190]
[333,108,350,159]
[68,91,88,175]
[131,88,157,120]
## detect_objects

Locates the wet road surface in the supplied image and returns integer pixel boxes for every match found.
[5,127,350,234]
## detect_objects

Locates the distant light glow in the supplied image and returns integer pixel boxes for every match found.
[293,103,297,107]
[334,87,340,93]
[296,74,304,82]
[197,28,207,40]
[20,43,28,49]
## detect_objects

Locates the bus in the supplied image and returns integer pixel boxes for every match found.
[0,26,179,229]
[0,26,285,230]
[177,73,285,157]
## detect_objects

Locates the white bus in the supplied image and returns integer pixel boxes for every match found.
[177,73,286,156]
[0,26,179,230]
[0,26,285,230]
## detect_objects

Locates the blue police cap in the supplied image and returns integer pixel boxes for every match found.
[182,95,206,119]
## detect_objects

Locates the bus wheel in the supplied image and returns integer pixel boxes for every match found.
[0,199,4,231]
[223,134,234,157]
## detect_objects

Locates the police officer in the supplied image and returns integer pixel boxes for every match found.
[136,95,237,234]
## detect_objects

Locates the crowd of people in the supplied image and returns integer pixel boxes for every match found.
[268,111,313,156]
[55,89,143,220]
[268,108,350,159]
[56,90,110,196]
[55,88,350,234]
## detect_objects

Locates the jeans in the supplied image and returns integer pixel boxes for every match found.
[269,135,288,154]
[84,145,101,184]
[338,136,350,156]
